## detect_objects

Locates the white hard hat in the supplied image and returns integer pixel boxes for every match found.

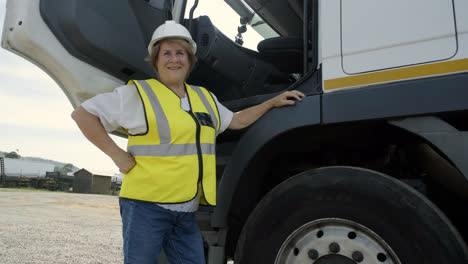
[147,20,197,54]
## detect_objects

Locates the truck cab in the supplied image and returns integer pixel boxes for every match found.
[3,0,468,263]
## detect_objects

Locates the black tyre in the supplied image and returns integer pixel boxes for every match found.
[235,166,468,264]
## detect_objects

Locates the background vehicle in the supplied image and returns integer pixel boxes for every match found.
[3,0,468,263]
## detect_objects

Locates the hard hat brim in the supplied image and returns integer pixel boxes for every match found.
[147,36,197,55]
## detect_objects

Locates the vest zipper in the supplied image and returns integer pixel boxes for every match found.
[186,84,211,205]
[187,110,203,186]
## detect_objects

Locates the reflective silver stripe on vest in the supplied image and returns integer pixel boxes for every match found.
[190,85,218,131]
[138,80,172,144]
[128,143,215,157]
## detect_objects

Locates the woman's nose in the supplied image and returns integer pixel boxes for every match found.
[168,54,178,62]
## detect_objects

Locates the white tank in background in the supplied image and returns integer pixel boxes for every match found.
[4,158,55,177]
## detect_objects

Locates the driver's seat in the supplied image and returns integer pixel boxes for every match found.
[257,36,303,74]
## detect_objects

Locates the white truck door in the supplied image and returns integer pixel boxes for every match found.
[341,0,457,74]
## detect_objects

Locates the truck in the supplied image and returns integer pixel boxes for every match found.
[2,0,468,263]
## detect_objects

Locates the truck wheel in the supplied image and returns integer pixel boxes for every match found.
[234,166,468,264]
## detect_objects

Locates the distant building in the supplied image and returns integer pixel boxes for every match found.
[3,158,55,177]
[73,169,112,195]
[111,173,123,184]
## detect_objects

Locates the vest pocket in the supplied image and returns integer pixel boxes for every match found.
[195,112,215,129]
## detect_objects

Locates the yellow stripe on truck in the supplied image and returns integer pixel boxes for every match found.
[324,58,468,91]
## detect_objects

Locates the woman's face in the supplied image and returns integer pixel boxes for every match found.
[156,40,190,85]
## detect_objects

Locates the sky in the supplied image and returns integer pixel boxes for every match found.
[0,0,262,175]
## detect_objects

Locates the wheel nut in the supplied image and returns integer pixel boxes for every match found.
[352,251,364,262]
[308,249,319,260]
[329,242,340,253]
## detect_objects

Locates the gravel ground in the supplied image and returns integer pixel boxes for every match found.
[0,188,123,264]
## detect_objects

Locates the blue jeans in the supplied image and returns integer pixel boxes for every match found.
[119,198,206,264]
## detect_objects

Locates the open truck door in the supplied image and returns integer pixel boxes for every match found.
[1,0,173,113]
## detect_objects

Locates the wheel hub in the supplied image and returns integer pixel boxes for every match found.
[315,254,355,264]
[274,218,401,264]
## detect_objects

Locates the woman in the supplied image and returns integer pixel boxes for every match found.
[72,20,304,264]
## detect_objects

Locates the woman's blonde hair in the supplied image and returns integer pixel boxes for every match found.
[145,38,198,80]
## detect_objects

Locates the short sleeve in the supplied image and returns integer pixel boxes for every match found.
[81,88,124,132]
[81,84,147,134]
[209,92,233,135]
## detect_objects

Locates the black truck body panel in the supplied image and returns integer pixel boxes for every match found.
[322,73,468,124]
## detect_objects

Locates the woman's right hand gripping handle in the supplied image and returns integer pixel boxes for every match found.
[71,106,136,174]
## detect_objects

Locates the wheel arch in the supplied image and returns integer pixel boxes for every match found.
[212,95,322,228]
[215,115,468,258]
[388,116,468,184]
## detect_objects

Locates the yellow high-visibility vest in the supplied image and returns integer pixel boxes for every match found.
[119,79,220,205]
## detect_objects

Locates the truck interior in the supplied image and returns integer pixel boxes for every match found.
[38,0,315,111]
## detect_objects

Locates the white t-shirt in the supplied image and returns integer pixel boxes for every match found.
[81,84,234,212]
